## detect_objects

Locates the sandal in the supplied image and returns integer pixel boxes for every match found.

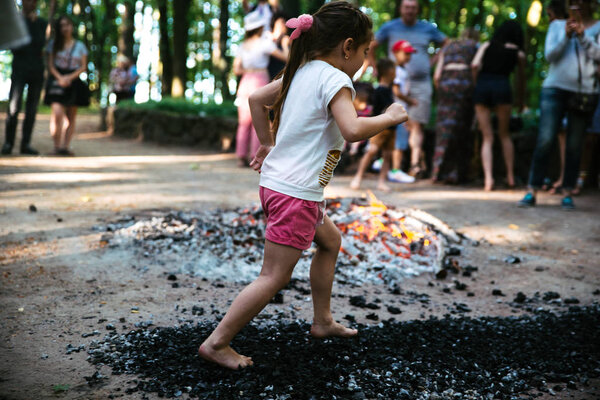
[548,183,563,195]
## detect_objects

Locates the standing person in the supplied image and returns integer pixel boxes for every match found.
[199,2,407,370]
[368,0,447,178]
[472,21,526,191]
[519,0,600,209]
[389,40,417,184]
[431,28,479,184]
[544,0,569,194]
[109,54,138,103]
[44,15,89,156]
[233,10,287,167]
[267,12,290,81]
[350,58,399,191]
[2,0,47,156]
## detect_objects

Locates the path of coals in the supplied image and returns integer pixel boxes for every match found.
[86,305,600,399]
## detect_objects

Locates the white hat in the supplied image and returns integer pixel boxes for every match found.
[117,54,129,64]
[244,11,267,32]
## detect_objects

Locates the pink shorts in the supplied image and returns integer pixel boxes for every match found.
[259,186,325,250]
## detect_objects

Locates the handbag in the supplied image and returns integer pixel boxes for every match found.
[567,42,599,114]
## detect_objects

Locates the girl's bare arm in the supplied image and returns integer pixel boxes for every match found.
[329,87,407,143]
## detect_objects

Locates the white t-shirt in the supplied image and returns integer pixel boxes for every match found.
[394,65,410,107]
[239,36,277,70]
[47,40,88,70]
[260,60,355,201]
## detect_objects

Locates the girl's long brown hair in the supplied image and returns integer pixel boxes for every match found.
[52,15,73,55]
[270,1,372,137]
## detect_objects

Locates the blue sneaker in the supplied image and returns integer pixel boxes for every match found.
[517,193,536,207]
[561,196,575,210]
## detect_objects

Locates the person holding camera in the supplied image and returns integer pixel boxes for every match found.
[519,0,600,209]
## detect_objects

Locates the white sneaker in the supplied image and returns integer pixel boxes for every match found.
[371,158,383,171]
[388,169,415,183]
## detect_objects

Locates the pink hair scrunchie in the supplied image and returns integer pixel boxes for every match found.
[286,14,313,41]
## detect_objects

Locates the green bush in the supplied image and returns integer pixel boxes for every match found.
[118,97,237,118]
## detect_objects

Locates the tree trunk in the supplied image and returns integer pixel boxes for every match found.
[118,0,136,60]
[171,0,191,97]
[213,0,234,101]
[157,0,173,96]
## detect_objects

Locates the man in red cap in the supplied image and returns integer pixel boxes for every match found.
[369,0,447,178]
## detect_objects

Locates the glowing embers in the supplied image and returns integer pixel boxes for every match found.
[331,191,437,261]
[104,192,463,286]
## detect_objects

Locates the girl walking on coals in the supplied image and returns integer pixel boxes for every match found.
[199,1,408,370]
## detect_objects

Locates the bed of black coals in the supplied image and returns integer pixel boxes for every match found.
[86,305,600,400]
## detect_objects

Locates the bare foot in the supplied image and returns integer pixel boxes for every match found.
[310,321,358,338]
[350,176,361,190]
[484,178,494,192]
[376,182,390,192]
[198,342,254,370]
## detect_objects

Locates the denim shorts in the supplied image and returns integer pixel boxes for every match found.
[395,123,409,151]
[473,73,512,107]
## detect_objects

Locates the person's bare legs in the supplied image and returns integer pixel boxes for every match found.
[199,240,301,369]
[350,145,380,190]
[391,148,403,171]
[377,150,391,191]
[495,104,515,187]
[50,103,65,151]
[408,121,424,174]
[552,130,566,190]
[63,106,78,151]
[309,216,357,338]
[475,104,494,191]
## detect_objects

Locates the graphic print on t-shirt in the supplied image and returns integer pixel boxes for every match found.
[318,150,341,187]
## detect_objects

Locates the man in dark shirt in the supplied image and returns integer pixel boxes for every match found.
[2,0,47,155]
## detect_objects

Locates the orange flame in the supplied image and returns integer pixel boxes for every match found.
[339,191,434,255]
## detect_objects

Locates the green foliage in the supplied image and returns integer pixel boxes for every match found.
[117,97,237,117]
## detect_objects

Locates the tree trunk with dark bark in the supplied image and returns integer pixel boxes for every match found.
[213,0,234,101]
[118,0,136,61]
[157,0,173,96]
[171,0,191,97]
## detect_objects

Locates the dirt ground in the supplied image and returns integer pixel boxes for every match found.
[1,114,599,399]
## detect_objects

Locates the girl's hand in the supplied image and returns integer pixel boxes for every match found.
[58,76,71,88]
[249,145,273,172]
[385,103,408,125]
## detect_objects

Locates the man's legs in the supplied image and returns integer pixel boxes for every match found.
[20,73,44,154]
[2,75,26,154]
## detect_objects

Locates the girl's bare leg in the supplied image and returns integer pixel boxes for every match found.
[475,104,494,191]
[495,104,515,187]
[64,106,78,151]
[199,240,301,369]
[309,216,358,338]
[350,146,379,190]
[50,103,65,150]
[377,150,391,192]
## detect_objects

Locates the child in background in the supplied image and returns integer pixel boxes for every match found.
[349,81,373,157]
[389,40,417,183]
[199,1,407,370]
[350,58,399,191]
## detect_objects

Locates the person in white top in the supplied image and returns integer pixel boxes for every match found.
[199,1,407,370]
[234,10,287,167]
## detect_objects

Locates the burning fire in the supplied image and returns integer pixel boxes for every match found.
[335,191,436,259]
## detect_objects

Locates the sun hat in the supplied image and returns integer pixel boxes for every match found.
[244,10,268,32]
